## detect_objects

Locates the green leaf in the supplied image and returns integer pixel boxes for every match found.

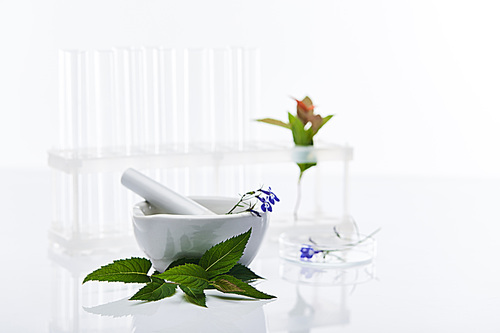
[167,258,222,289]
[150,270,162,281]
[288,113,313,146]
[129,280,177,302]
[256,118,291,130]
[180,285,207,307]
[210,275,276,300]
[82,257,152,284]
[210,275,244,292]
[298,162,317,178]
[199,229,252,279]
[227,264,263,282]
[155,264,209,290]
[166,257,200,270]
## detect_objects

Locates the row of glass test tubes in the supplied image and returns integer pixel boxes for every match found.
[52,47,263,246]
[58,47,261,153]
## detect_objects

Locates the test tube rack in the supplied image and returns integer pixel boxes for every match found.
[49,46,353,253]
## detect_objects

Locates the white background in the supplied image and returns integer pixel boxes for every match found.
[1,0,500,177]
[1,2,500,331]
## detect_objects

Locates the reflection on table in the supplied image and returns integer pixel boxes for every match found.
[48,239,375,333]
[265,259,375,332]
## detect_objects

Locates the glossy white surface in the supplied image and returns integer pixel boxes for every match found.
[2,170,500,332]
[133,197,269,272]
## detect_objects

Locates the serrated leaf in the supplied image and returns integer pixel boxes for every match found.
[210,276,244,293]
[256,118,291,129]
[129,280,177,302]
[199,229,252,279]
[82,257,152,284]
[155,264,209,290]
[150,270,163,283]
[180,285,207,307]
[210,275,276,299]
[151,275,164,283]
[228,264,263,282]
[166,258,219,290]
[166,257,200,270]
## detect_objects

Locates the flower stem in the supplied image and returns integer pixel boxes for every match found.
[226,190,258,214]
[226,198,244,215]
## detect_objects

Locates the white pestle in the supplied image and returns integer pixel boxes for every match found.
[121,168,216,215]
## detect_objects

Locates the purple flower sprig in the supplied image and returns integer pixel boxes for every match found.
[299,245,345,262]
[227,187,280,216]
[299,226,381,262]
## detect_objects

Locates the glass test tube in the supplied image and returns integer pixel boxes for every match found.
[158,48,178,149]
[93,50,116,152]
[142,47,160,152]
[94,51,117,236]
[128,48,146,151]
[157,48,182,196]
[59,50,79,150]
[186,49,210,195]
[113,48,131,154]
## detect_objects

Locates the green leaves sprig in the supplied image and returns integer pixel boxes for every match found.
[257,96,334,179]
[82,229,275,307]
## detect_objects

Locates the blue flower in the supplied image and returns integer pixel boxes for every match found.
[261,187,280,205]
[300,245,319,259]
[258,196,272,212]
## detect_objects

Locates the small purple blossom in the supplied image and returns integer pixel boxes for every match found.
[260,187,280,205]
[258,196,273,212]
[300,245,321,259]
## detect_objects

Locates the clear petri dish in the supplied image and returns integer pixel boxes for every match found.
[279,225,376,267]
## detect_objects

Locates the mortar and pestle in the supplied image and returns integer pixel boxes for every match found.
[121,168,270,272]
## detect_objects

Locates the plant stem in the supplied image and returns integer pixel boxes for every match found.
[226,190,258,214]
[226,198,244,215]
[293,171,304,223]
